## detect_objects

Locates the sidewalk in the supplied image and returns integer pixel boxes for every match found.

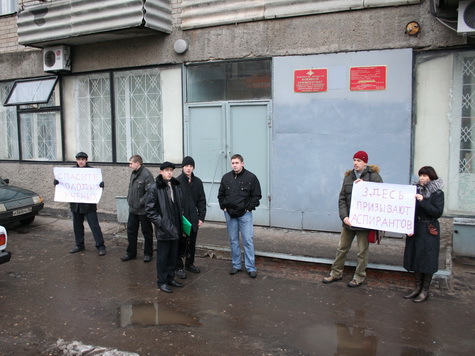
[113,219,452,289]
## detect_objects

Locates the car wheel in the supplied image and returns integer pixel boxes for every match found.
[20,216,35,225]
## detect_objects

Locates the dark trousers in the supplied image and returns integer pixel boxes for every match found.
[156,239,179,285]
[72,211,104,249]
[176,229,198,269]
[126,213,154,257]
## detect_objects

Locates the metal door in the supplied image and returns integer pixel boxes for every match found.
[185,102,270,225]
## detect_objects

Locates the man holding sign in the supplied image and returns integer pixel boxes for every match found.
[323,151,382,288]
[54,152,106,256]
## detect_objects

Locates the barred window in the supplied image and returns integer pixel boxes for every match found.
[460,55,475,174]
[0,82,19,160]
[114,69,163,163]
[1,79,60,161]
[74,68,163,163]
[75,73,113,162]
[20,112,59,160]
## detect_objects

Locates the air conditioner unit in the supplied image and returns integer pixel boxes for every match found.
[43,45,71,72]
[458,0,475,35]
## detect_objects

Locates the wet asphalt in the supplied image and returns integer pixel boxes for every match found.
[0,215,474,355]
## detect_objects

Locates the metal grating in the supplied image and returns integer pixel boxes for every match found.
[114,69,163,163]
[460,57,475,174]
[76,74,113,162]
[17,0,172,46]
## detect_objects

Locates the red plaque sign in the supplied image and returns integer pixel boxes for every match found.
[350,66,387,91]
[294,69,328,93]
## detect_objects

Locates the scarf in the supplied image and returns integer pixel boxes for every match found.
[415,178,444,199]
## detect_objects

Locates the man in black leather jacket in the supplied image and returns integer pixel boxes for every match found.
[175,156,207,279]
[121,155,154,263]
[145,161,184,293]
[218,154,261,278]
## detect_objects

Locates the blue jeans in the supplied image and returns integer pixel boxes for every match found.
[224,211,256,272]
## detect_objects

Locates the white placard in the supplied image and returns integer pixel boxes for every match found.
[349,181,416,234]
[54,167,103,204]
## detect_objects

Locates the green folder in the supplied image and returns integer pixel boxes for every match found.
[182,215,192,236]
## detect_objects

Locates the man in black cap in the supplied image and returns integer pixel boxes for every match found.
[55,152,106,256]
[175,156,207,279]
[145,161,184,293]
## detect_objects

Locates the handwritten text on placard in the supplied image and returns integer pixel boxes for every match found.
[349,181,416,234]
[53,167,103,204]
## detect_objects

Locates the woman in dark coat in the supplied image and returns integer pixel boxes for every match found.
[403,166,444,303]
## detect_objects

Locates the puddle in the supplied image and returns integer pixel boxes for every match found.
[297,323,378,355]
[119,302,201,327]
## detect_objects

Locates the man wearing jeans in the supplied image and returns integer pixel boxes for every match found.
[218,154,262,278]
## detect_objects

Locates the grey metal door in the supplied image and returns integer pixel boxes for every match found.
[185,101,270,225]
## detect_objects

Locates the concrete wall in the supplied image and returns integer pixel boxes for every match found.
[0,1,472,227]
[413,52,453,184]
[0,3,468,80]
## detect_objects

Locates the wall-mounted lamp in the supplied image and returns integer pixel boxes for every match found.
[405,21,420,36]
[174,39,188,54]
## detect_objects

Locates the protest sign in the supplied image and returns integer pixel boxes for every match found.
[54,167,103,204]
[349,181,416,234]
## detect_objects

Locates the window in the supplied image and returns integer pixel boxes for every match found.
[459,55,475,175]
[75,73,113,162]
[74,68,164,163]
[448,51,475,214]
[114,69,163,163]
[0,82,19,160]
[186,59,271,102]
[20,111,59,160]
[0,0,16,16]
[1,79,60,161]
[18,86,61,161]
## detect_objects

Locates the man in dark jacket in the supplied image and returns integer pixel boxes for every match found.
[218,154,261,278]
[121,155,155,263]
[55,152,106,256]
[323,151,382,287]
[175,156,207,279]
[145,161,184,293]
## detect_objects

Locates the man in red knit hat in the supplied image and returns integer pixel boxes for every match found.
[322,150,383,288]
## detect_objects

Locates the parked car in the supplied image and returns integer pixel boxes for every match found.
[0,178,44,226]
[0,225,11,264]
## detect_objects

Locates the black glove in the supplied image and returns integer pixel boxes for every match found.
[99,181,104,188]
[53,179,59,185]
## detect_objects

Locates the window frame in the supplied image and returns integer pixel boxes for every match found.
[4,76,58,106]
[70,66,165,164]
[0,78,62,161]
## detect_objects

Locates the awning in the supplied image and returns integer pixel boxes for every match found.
[3,76,58,106]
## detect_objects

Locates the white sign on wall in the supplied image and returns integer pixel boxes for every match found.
[349,181,416,234]
[54,167,103,204]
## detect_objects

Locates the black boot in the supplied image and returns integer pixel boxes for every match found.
[404,272,422,299]
[414,273,432,303]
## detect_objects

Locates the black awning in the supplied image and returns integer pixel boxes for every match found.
[3,76,58,106]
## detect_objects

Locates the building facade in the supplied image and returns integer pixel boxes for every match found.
[0,0,474,232]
